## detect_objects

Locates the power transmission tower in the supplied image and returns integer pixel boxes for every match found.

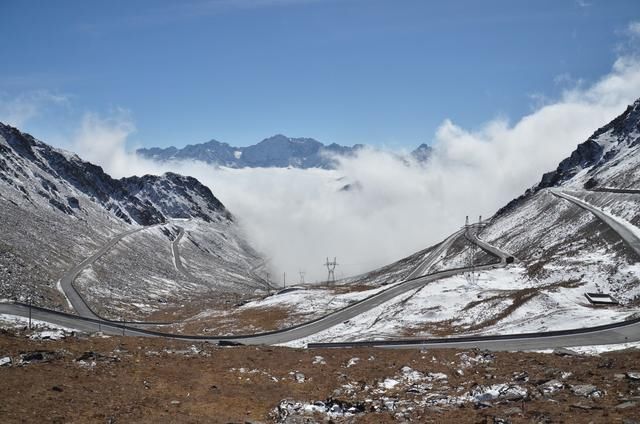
[465,216,477,286]
[299,271,306,285]
[325,257,338,283]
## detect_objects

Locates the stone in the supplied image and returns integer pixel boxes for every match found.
[626,372,640,381]
[571,384,599,398]
[538,379,564,396]
[616,401,638,410]
[503,407,523,416]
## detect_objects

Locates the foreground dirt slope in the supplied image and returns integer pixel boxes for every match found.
[1,330,639,423]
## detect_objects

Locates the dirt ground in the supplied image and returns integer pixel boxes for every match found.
[1,329,640,423]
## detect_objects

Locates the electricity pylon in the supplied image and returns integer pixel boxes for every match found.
[325,257,338,283]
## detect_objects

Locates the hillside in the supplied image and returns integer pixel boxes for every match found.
[0,123,268,320]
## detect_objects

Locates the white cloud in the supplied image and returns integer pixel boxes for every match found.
[628,21,640,37]
[0,90,69,128]
[43,28,640,284]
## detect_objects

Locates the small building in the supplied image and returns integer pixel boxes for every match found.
[584,292,619,305]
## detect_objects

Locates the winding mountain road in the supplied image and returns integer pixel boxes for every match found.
[0,223,509,344]
[3,188,640,350]
[406,229,465,279]
[552,190,640,257]
[59,225,156,320]
[171,226,198,281]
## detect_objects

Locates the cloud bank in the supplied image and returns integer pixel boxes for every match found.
[64,52,640,284]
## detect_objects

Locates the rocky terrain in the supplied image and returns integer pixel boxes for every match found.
[0,327,639,423]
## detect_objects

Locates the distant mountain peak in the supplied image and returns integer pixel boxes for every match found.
[137,135,429,169]
[137,134,358,169]
[411,143,433,163]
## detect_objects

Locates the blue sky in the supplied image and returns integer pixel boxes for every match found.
[0,0,638,149]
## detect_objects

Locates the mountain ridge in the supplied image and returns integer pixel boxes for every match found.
[137,134,432,169]
[0,122,230,226]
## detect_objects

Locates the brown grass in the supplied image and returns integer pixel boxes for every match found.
[1,330,639,423]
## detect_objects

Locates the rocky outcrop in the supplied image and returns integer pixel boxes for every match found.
[537,98,640,189]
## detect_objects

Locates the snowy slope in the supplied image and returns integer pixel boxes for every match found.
[0,122,267,318]
[276,99,640,344]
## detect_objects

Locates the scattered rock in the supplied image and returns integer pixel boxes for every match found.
[474,401,493,409]
[571,384,603,398]
[616,401,638,410]
[626,372,640,381]
[29,330,67,340]
[51,386,63,392]
[312,356,326,365]
[512,371,528,382]
[76,351,119,363]
[19,350,58,364]
[346,357,359,368]
[570,403,595,411]
[0,356,11,366]
[538,379,564,396]
[294,373,305,383]
[170,400,181,406]
[598,359,614,369]
[503,407,523,416]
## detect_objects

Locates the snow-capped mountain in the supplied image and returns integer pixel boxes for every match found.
[137,134,365,169]
[410,143,433,164]
[137,134,434,169]
[539,98,640,190]
[0,122,267,319]
[0,122,233,226]
[476,98,640,330]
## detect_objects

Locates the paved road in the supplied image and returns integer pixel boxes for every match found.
[171,226,198,281]
[405,229,465,279]
[0,226,510,344]
[59,226,156,320]
[309,190,640,349]
[0,259,507,344]
[552,190,640,258]
[589,187,640,195]
[6,188,638,350]
[308,318,640,350]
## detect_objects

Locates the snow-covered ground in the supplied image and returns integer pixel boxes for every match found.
[558,341,640,355]
[241,282,401,317]
[282,262,640,347]
[0,313,79,334]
